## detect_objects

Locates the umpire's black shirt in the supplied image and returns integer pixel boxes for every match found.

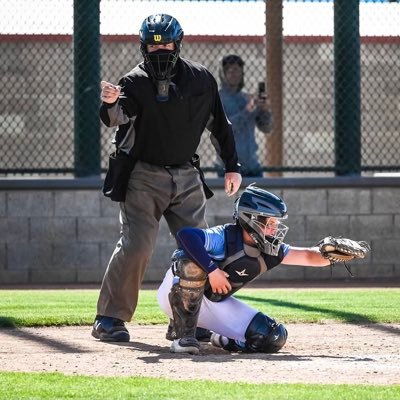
[100,57,240,172]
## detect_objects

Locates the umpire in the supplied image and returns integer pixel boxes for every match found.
[92,14,242,342]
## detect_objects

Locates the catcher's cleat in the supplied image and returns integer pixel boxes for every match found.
[210,333,247,352]
[170,337,200,355]
[210,332,226,348]
[91,315,130,342]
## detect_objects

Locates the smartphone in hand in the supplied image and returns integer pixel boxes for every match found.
[258,82,266,102]
[258,82,267,103]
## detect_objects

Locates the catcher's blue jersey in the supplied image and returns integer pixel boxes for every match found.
[173,224,290,301]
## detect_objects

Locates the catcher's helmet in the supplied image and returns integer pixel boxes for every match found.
[139,14,184,81]
[234,184,288,255]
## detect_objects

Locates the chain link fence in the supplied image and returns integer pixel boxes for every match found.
[0,0,399,177]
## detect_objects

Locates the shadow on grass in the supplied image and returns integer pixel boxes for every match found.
[0,316,17,328]
[235,295,400,335]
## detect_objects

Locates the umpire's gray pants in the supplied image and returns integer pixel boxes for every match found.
[97,160,208,322]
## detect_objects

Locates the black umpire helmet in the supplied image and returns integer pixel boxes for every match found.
[139,14,184,81]
[234,184,289,256]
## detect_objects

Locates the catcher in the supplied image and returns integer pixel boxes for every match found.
[157,184,370,355]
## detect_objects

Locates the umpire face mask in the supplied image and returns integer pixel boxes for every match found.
[143,48,179,102]
[144,48,179,81]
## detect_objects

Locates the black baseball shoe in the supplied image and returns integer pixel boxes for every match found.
[170,337,200,355]
[91,315,130,342]
[210,333,247,352]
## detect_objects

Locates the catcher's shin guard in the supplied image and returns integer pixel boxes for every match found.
[168,259,207,339]
[211,313,287,354]
[244,312,288,353]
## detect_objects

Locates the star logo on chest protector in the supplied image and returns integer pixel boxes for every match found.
[235,268,249,277]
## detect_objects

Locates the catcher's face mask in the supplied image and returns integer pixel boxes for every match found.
[249,214,289,256]
[244,214,288,256]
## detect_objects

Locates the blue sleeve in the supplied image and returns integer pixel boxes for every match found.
[176,227,219,274]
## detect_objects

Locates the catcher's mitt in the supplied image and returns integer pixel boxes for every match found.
[318,236,371,263]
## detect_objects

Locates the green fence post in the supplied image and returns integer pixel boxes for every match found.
[334,0,361,176]
[73,0,101,177]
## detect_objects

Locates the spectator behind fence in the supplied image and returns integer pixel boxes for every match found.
[212,55,273,178]
[92,14,242,343]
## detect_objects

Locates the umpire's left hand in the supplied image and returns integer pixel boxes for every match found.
[224,172,242,197]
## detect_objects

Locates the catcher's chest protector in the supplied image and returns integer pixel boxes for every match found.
[204,224,284,302]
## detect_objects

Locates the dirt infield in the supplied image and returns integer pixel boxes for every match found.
[1,323,399,385]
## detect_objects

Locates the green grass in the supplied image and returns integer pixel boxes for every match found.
[0,288,399,328]
[236,288,400,323]
[0,289,399,399]
[0,372,399,400]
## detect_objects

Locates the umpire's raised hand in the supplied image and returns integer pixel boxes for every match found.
[101,80,121,104]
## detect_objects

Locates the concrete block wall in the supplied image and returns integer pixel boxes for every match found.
[0,181,399,285]
[0,190,119,284]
